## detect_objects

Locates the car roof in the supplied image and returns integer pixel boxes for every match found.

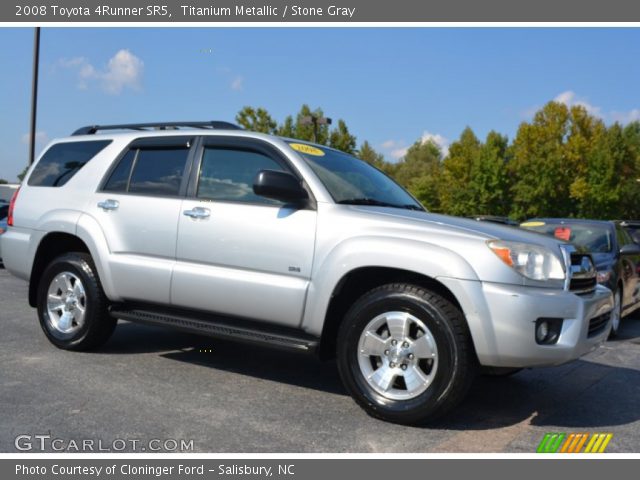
[54,128,340,153]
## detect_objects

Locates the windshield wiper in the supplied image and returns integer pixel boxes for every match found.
[401,204,424,211]
[337,198,423,211]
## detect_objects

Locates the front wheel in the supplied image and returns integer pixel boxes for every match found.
[37,252,116,351]
[337,283,476,425]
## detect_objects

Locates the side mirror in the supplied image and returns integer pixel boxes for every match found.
[253,170,309,204]
[620,243,640,255]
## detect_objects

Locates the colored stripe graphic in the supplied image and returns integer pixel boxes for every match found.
[537,433,566,453]
[537,433,613,453]
[584,433,613,453]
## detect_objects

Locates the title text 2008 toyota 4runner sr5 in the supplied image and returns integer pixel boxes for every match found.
[1,121,613,424]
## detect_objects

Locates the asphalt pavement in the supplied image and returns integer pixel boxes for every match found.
[1,268,639,453]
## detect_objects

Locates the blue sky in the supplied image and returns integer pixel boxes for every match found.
[1,27,640,180]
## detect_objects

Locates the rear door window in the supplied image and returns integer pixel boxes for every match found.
[102,140,192,197]
[128,148,189,196]
[28,140,112,187]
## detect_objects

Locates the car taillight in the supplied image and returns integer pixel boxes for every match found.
[7,187,20,227]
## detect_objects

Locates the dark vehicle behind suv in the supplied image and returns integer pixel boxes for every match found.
[618,220,640,245]
[521,218,640,336]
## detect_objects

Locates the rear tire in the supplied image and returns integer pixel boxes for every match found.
[37,252,116,351]
[337,283,476,425]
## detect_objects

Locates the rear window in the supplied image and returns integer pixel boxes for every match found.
[28,140,112,187]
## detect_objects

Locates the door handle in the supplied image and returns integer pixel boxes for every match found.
[97,199,119,211]
[183,207,210,219]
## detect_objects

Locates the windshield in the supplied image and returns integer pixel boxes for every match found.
[289,142,423,210]
[521,221,614,253]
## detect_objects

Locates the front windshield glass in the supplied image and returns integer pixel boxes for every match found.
[521,221,614,253]
[289,142,423,211]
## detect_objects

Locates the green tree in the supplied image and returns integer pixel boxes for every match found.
[471,131,511,216]
[291,104,331,145]
[329,119,357,154]
[440,127,481,216]
[235,106,278,134]
[277,115,295,138]
[0,178,8,184]
[509,101,602,220]
[573,124,628,218]
[358,141,386,169]
[393,139,443,211]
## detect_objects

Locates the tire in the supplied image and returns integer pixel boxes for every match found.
[37,252,116,351]
[608,287,622,339]
[336,283,477,425]
[480,366,523,377]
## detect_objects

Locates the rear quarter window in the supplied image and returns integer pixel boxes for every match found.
[28,140,112,187]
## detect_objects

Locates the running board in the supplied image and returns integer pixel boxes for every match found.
[109,306,319,353]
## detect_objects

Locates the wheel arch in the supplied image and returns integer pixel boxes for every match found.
[29,214,119,307]
[28,232,90,307]
[316,266,469,360]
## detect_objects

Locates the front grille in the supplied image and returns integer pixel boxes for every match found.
[588,311,611,337]
[570,276,597,293]
[569,253,597,294]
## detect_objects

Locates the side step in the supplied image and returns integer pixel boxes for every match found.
[109,306,320,353]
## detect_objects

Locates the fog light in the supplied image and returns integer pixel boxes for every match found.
[535,318,563,345]
[536,321,549,342]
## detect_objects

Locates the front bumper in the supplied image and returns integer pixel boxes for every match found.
[437,278,613,368]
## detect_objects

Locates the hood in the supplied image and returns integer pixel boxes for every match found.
[591,252,616,271]
[344,206,569,252]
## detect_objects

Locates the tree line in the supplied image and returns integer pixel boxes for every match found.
[4,101,638,221]
[236,102,640,221]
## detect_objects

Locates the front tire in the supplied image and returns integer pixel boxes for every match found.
[37,252,116,351]
[337,283,476,425]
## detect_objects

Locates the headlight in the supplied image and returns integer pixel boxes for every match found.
[488,240,565,281]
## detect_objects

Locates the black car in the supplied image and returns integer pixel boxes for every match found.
[521,218,640,336]
[618,220,640,245]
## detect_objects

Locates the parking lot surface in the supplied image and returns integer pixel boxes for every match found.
[1,268,639,453]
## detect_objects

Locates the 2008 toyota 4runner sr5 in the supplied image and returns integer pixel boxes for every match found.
[1,121,613,425]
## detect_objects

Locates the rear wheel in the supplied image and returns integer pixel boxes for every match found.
[37,252,116,350]
[337,283,476,425]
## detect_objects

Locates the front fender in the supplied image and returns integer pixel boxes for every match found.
[301,236,479,335]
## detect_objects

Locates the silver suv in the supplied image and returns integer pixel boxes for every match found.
[1,121,613,425]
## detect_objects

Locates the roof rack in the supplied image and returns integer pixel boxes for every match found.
[72,121,242,136]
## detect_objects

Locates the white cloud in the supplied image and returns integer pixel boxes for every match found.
[21,131,48,146]
[380,140,407,160]
[420,131,450,157]
[58,57,86,68]
[381,131,449,161]
[230,75,244,91]
[610,109,640,124]
[390,147,408,160]
[553,90,601,116]
[59,49,143,95]
[524,91,639,125]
